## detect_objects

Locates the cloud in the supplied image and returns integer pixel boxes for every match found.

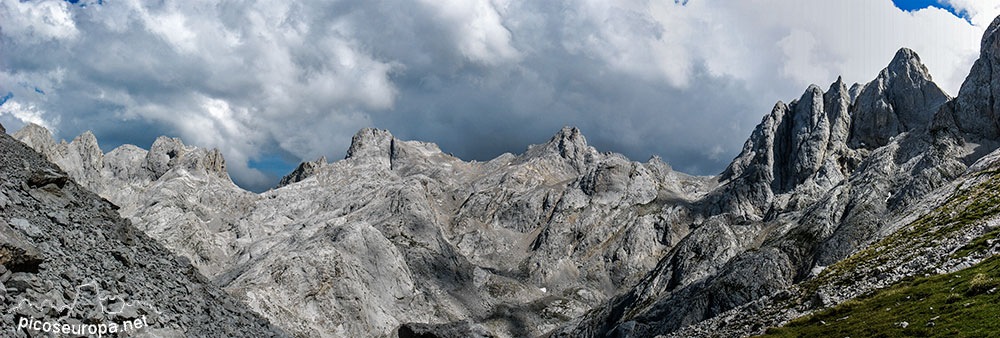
[0,0,991,192]
[0,0,78,41]
[777,29,831,87]
[418,0,520,65]
[941,0,1000,26]
[0,100,58,133]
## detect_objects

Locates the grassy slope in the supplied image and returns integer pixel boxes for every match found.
[759,255,1000,338]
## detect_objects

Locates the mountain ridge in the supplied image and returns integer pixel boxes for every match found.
[14,120,712,337]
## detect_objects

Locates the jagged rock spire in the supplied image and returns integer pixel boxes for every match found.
[548,126,590,161]
[345,128,395,168]
[720,77,852,204]
[714,48,946,217]
[947,15,1000,140]
[518,126,600,172]
[848,47,949,149]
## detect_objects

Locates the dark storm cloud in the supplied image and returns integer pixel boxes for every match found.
[0,0,988,192]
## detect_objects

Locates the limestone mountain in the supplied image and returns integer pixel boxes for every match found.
[14,123,715,337]
[12,14,1000,338]
[554,15,1000,338]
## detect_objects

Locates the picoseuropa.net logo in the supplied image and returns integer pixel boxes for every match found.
[9,280,160,337]
[17,315,150,337]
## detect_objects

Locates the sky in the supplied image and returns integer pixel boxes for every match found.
[1,0,998,192]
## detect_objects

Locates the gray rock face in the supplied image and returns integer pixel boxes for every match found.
[0,130,287,337]
[346,127,396,167]
[714,47,948,222]
[0,219,43,272]
[944,15,1000,140]
[712,77,858,219]
[672,145,1000,338]
[849,48,949,149]
[398,320,495,338]
[226,129,709,337]
[518,126,600,172]
[848,82,865,104]
[146,136,185,179]
[13,127,254,278]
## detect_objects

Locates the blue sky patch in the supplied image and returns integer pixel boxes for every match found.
[893,0,970,22]
[63,0,103,7]
[0,92,12,106]
[248,153,297,189]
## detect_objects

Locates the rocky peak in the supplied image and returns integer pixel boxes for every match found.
[714,77,855,216]
[142,135,230,180]
[69,131,103,166]
[338,128,457,173]
[848,48,949,148]
[345,128,395,167]
[776,82,850,192]
[60,130,105,188]
[203,148,229,179]
[946,15,1000,140]
[716,48,945,216]
[549,126,589,159]
[825,77,852,146]
[12,123,56,156]
[146,136,186,179]
[519,126,599,171]
[887,48,930,79]
[277,156,327,188]
[848,82,865,104]
[725,81,844,185]
[73,131,99,149]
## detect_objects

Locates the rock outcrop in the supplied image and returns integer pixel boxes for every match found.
[13,126,256,278]
[277,156,325,188]
[941,16,1000,141]
[849,48,949,149]
[711,77,858,219]
[0,123,287,337]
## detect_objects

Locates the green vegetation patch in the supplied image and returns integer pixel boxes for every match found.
[953,228,1000,259]
[760,255,1000,338]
